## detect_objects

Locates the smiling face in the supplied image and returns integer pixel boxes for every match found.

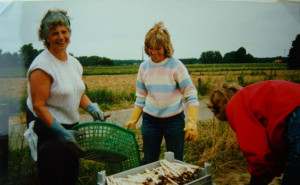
[47,25,70,54]
[147,45,165,63]
[144,22,174,61]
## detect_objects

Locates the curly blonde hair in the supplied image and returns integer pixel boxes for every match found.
[144,21,174,58]
[207,83,242,121]
[38,9,71,49]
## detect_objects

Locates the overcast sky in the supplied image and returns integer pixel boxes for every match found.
[0,0,300,60]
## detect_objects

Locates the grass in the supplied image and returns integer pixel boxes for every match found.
[7,148,39,185]
[0,63,289,77]
[187,63,287,73]
[81,63,289,76]
[84,88,136,111]
[83,66,139,75]
[5,118,247,185]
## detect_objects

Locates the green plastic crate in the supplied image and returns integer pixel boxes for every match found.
[73,122,141,173]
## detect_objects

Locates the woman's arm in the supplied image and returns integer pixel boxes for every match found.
[29,69,53,127]
[175,62,198,107]
[79,93,92,110]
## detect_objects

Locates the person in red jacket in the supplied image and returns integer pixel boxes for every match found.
[207,80,300,185]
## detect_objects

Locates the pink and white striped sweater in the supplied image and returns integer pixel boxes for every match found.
[135,57,199,118]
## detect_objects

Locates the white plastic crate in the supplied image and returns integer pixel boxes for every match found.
[97,152,213,185]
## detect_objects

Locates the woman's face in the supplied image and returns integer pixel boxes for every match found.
[148,45,165,63]
[47,25,70,53]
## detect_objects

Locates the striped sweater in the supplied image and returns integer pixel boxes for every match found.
[135,57,199,118]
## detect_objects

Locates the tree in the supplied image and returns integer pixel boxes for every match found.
[180,58,199,64]
[223,47,253,63]
[287,34,300,70]
[223,51,236,63]
[0,50,21,67]
[77,55,113,66]
[19,43,41,68]
[236,47,254,63]
[199,51,222,64]
[235,47,246,58]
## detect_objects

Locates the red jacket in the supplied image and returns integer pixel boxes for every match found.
[225,80,300,176]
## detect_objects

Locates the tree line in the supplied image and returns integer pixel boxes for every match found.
[181,47,286,65]
[0,43,116,68]
[181,33,300,70]
[1,33,299,69]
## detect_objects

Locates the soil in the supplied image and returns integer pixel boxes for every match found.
[83,74,137,92]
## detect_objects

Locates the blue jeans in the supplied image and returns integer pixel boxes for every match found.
[250,106,300,185]
[282,106,300,185]
[141,112,185,164]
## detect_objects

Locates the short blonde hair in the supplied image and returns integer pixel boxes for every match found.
[207,83,242,121]
[144,21,174,58]
[38,9,71,49]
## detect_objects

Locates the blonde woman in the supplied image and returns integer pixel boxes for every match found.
[207,80,300,185]
[125,21,199,164]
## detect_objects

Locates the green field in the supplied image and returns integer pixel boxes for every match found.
[83,62,288,75]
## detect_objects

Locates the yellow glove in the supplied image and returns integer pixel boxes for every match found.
[125,108,142,132]
[184,106,199,142]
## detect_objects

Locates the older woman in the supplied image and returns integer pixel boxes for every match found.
[125,21,199,164]
[26,9,104,185]
[207,80,300,185]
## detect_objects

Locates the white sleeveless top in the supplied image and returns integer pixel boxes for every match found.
[26,49,85,124]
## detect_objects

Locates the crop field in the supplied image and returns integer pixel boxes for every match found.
[2,63,298,100]
[84,63,300,96]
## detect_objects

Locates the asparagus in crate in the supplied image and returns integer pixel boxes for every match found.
[106,159,200,185]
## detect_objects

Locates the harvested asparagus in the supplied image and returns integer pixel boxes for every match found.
[105,160,200,185]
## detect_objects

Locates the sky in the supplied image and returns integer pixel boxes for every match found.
[0,0,300,60]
